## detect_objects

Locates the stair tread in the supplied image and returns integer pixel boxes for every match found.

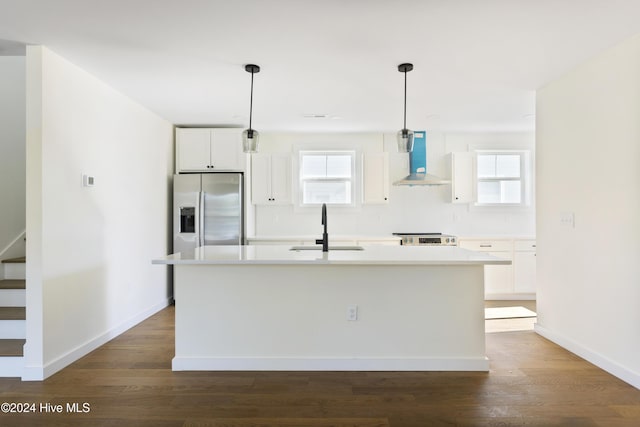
[1,257,25,264]
[0,307,25,320]
[0,280,26,290]
[0,339,25,357]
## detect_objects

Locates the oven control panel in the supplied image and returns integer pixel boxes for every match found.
[393,233,458,246]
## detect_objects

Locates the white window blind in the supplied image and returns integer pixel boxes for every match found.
[299,151,355,205]
[476,152,526,205]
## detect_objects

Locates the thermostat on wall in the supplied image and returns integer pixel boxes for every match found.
[82,174,95,187]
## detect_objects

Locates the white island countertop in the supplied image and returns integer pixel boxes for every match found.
[153,244,510,266]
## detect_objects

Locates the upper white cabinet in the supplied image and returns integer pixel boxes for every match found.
[450,152,474,203]
[176,128,243,172]
[362,153,389,204]
[251,153,291,205]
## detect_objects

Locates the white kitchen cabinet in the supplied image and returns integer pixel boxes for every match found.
[459,237,536,299]
[247,239,303,246]
[356,238,401,246]
[247,237,401,246]
[514,240,536,293]
[450,152,475,203]
[251,153,291,205]
[362,153,389,204]
[459,239,513,297]
[176,128,243,172]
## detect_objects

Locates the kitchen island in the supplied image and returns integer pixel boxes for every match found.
[153,245,509,372]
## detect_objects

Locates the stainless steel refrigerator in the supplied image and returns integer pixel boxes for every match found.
[173,173,244,253]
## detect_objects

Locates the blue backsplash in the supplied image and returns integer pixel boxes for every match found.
[409,131,426,173]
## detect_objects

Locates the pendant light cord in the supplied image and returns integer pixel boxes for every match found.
[249,70,254,130]
[403,70,407,131]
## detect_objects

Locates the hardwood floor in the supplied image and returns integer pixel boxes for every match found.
[0,307,26,321]
[1,305,639,426]
[0,340,25,357]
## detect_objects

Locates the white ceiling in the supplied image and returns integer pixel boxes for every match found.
[1,0,640,133]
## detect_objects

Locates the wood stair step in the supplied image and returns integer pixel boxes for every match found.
[0,339,25,357]
[0,307,25,320]
[0,280,26,290]
[1,257,25,264]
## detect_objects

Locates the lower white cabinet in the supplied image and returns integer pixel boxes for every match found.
[247,237,401,246]
[459,238,536,299]
[514,240,537,293]
[484,252,514,295]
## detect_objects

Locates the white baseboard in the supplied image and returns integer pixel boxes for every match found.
[172,356,490,372]
[21,298,171,381]
[486,293,536,301]
[535,324,640,390]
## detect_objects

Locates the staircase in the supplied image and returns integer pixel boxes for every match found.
[0,257,26,377]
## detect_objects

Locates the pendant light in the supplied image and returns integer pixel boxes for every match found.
[242,64,260,153]
[397,63,414,153]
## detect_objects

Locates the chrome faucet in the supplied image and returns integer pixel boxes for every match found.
[315,203,329,252]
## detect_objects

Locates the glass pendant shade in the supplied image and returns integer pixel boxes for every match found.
[242,128,259,153]
[397,128,414,153]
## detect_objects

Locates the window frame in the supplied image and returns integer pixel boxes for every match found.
[298,150,357,207]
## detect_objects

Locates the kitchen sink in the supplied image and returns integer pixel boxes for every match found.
[290,245,364,251]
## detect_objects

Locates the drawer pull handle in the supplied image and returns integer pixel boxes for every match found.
[480,244,492,248]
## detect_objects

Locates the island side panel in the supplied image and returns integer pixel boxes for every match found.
[173,264,487,371]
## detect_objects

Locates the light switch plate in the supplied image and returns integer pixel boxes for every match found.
[560,212,575,227]
[346,304,358,321]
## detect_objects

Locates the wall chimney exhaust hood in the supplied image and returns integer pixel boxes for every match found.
[393,132,450,186]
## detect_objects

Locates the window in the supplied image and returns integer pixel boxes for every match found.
[299,151,355,205]
[476,151,528,205]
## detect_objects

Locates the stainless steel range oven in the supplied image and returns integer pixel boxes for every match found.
[392,233,458,246]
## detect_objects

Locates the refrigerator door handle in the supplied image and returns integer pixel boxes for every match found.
[198,190,205,247]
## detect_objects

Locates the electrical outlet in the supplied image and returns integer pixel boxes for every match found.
[346,304,358,321]
[82,174,95,187]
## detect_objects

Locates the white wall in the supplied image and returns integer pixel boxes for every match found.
[253,131,535,238]
[24,46,174,380]
[0,56,26,260]
[536,34,640,388]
